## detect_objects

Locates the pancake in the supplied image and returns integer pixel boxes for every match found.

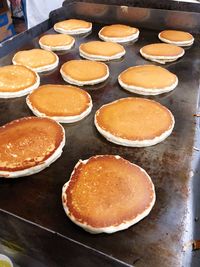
[118,65,178,95]
[60,60,109,86]
[39,34,75,51]
[95,97,174,147]
[62,155,156,234]
[79,41,125,61]
[98,24,139,43]
[0,117,65,178]
[54,19,92,35]
[140,43,185,64]
[26,84,92,123]
[12,49,59,72]
[158,30,194,47]
[0,65,40,98]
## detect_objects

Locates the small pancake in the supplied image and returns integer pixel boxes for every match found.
[26,84,92,123]
[158,30,194,47]
[95,97,174,147]
[12,49,59,72]
[54,19,92,35]
[99,24,139,43]
[60,60,109,86]
[62,155,156,234]
[39,34,75,51]
[0,65,40,98]
[0,117,65,178]
[140,43,184,64]
[79,41,125,61]
[118,65,178,95]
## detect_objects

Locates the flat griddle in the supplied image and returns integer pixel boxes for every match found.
[0,1,200,266]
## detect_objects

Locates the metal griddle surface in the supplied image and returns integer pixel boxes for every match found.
[0,6,200,266]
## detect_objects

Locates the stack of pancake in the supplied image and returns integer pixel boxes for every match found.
[0,16,194,234]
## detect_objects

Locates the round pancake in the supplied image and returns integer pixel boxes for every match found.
[54,19,92,35]
[79,41,125,61]
[158,30,194,46]
[62,155,156,234]
[98,24,139,43]
[60,60,109,86]
[95,97,174,147]
[0,117,65,178]
[0,65,40,98]
[39,34,75,51]
[140,43,184,64]
[12,49,59,72]
[26,84,92,123]
[118,65,178,95]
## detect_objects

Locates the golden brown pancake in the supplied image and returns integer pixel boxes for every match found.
[0,117,65,178]
[118,65,178,95]
[141,43,184,57]
[0,65,39,97]
[54,19,92,34]
[159,30,194,46]
[60,60,109,86]
[12,49,58,72]
[39,34,75,50]
[95,97,174,147]
[62,155,155,233]
[26,84,92,123]
[100,24,138,37]
[79,41,125,60]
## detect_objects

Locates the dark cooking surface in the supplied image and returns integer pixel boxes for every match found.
[0,22,200,266]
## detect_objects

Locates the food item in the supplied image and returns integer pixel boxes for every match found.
[54,19,92,35]
[62,155,155,234]
[12,49,59,72]
[79,41,125,61]
[158,30,194,46]
[39,34,75,51]
[98,24,139,43]
[95,97,174,147]
[26,84,92,123]
[118,65,178,95]
[0,117,65,178]
[60,60,109,86]
[0,254,13,267]
[140,43,184,64]
[0,65,40,98]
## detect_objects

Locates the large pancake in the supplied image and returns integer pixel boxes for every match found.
[39,34,75,51]
[62,155,155,234]
[12,49,59,72]
[54,19,92,35]
[79,41,125,61]
[60,60,109,86]
[99,24,139,43]
[140,43,184,64]
[0,117,65,178]
[118,65,178,95]
[158,30,194,46]
[95,97,174,147]
[26,84,92,123]
[0,65,40,98]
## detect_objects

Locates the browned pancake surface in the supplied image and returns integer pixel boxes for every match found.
[61,60,107,81]
[160,30,193,42]
[65,155,155,227]
[80,41,124,56]
[39,34,74,47]
[13,49,57,68]
[141,43,184,56]
[119,65,177,88]
[0,117,63,171]
[100,24,138,37]
[0,65,37,92]
[55,19,91,30]
[96,98,173,140]
[28,85,91,116]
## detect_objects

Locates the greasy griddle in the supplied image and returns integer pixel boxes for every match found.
[0,2,200,267]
